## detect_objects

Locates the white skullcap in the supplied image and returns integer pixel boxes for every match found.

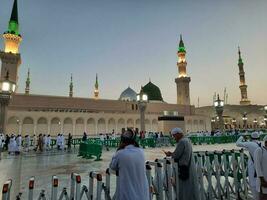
[263,135,267,142]
[251,132,260,139]
[171,128,183,135]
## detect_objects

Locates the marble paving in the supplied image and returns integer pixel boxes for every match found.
[0,143,240,199]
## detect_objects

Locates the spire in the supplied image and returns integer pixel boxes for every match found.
[69,74,73,97]
[238,46,243,65]
[94,73,99,99]
[178,34,186,53]
[10,0,18,23]
[25,68,30,95]
[7,0,20,36]
[95,74,98,89]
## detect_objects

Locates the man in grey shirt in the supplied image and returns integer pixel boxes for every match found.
[164,127,200,200]
[109,129,149,200]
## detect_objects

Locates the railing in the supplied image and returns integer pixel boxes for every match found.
[1,149,250,200]
[15,132,267,150]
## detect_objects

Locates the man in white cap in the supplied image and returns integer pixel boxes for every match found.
[164,127,199,200]
[109,129,149,200]
[254,135,267,200]
[236,132,261,199]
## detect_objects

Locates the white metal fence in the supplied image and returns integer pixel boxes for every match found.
[1,149,250,200]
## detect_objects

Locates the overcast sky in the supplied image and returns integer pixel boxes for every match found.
[0,0,266,106]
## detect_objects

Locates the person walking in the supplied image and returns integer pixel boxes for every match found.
[236,132,261,200]
[109,129,149,200]
[4,134,9,151]
[46,135,51,150]
[82,132,87,141]
[255,136,267,200]
[24,135,31,152]
[164,128,199,200]
[67,133,72,149]
[37,134,43,152]
[0,133,4,160]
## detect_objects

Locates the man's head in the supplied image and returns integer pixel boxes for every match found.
[263,135,267,147]
[121,129,135,145]
[171,128,184,142]
[251,132,260,140]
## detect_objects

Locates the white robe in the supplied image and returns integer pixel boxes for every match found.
[16,136,22,152]
[254,146,267,194]
[172,137,200,200]
[60,136,65,149]
[236,136,261,189]
[46,137,51,149]
[8,137,17,152]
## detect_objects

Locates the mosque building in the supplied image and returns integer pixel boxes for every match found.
[0,0,210,136]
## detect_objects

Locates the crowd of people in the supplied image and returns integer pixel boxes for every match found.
[109,128,267,200]
[0,133,74,158]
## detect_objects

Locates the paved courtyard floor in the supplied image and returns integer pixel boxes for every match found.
[0,143,240,199]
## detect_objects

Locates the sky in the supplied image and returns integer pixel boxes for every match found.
[0,0,266,106]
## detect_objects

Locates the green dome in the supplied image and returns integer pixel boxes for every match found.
[142,81,163,101]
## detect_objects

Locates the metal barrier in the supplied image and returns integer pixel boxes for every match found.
[1,149,250,200]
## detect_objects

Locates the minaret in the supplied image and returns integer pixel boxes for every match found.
[94,74,99,99]
[69,74,73,97]
[25,68,30,95]
[0,0,22,87]
[175,35,191,105]
[237,47,250,105]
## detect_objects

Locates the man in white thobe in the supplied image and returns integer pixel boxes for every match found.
[24,135,31,152]
[164,128,200,200]
[60,134,65,150]
[46,135,51,150]
[56,134,61,150]
[254,136,267,200]
[109,129,149,200]
[236,132,261,200]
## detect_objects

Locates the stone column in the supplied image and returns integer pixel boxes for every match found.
[0,94,11,133]
[72,122,76,136]
[47,121,51,135]
[33,123,37,135]
[18,121,22,135]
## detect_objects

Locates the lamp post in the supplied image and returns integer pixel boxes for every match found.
[0,71,16,133]
[214,94,224,132]
[253,118,258,129]
[264,106,267,128]
[242,113,248,130]
[137,90,148,133]
[211,117,216,131]
[232,118,237,129]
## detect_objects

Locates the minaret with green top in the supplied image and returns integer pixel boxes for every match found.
[0,0,22,88]
[238,47,250,105]
[175,34,191,106]
[25,69,30,95]
[94,74,99,99]
[3,0,22,54]
[69,74,73,97]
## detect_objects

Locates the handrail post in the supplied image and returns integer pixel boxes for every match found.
[51,175,58,200]
[28,177,35,200]
[2,179,12,200]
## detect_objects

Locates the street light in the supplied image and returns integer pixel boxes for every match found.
[0,71,16,133]
[214,94,224,132]
[232,118,237,129]
[137,89,148,133]
[253,118,258,129]
[242,112,248,129]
